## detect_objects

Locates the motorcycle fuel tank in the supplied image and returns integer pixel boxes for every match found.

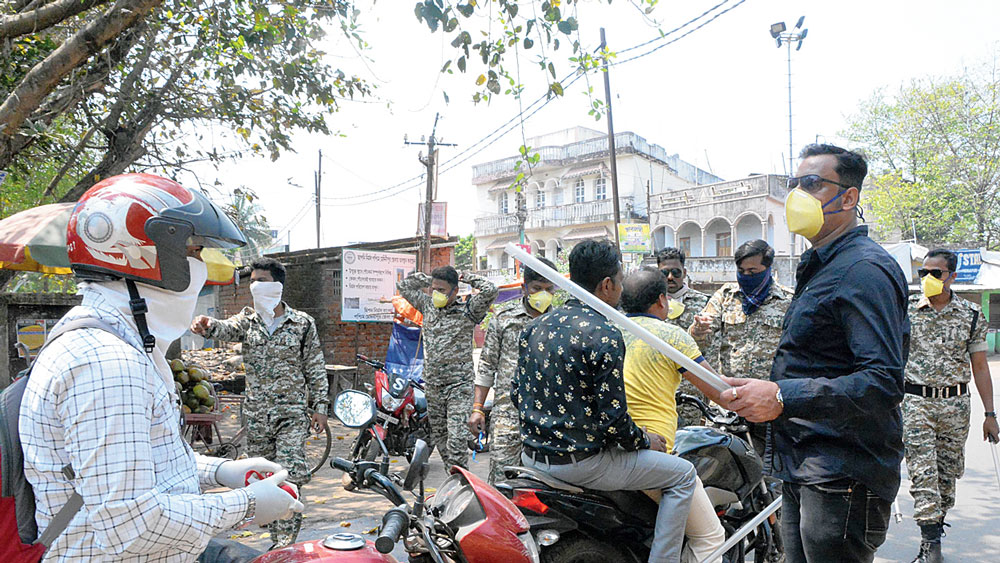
[250,534,397,563]
[674,426,763,501]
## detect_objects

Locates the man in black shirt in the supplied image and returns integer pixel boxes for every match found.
[513,239,697,563]
[719,145,909,563]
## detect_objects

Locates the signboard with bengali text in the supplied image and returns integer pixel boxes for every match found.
[341,249,417,322]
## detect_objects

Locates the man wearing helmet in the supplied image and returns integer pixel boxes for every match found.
[20,174,303,561]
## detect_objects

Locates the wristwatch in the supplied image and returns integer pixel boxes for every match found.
[775,386,785,411]
[243,488,257,523]
[986,411,996,419]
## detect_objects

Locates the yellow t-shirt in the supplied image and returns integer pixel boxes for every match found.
[620,314,704,449]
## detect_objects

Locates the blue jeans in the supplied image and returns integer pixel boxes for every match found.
[197,539,263,563]
[781,479,891,563]
[522,448,697,563]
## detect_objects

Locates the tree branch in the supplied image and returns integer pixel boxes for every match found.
[0,0,110,39]
[0,0,164,138]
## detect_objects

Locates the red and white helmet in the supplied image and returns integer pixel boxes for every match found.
[67,173,246,292]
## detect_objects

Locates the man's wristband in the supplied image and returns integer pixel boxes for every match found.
[986,411,996,418]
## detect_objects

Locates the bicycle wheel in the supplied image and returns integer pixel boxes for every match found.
[305,419,332,475]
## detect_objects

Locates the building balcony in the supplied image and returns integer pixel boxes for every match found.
[474,197,637,238]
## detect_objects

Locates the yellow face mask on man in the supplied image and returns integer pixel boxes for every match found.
[784,187,850,239]
[527,290,554,313]
[921,274,944,298]
[432,290,451,308]
[667,299,685,320]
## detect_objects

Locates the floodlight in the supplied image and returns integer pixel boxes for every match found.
[770,22,786,38]
[795,16,805,29]
[796,29,808,50]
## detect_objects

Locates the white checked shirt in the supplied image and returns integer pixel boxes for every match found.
[20,289,249,561]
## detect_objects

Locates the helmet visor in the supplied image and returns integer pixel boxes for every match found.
[159,188,247,249]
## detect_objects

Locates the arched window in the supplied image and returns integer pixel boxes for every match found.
[574,179,586,202]
[595,177,607,200]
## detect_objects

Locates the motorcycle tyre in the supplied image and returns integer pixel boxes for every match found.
[541,535,632,563]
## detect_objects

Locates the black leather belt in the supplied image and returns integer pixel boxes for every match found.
[904,382,968,399]
[523,445,599,466]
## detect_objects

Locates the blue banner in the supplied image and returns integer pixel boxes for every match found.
[955,249,982,283]
[385,323,424,384]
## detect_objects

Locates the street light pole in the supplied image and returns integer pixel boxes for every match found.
[769,17,808,177]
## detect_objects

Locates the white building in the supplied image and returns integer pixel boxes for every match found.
[649,174,808,286]
[472,127,721,279]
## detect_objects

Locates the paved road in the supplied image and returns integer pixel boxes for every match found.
[220,360,1000,562]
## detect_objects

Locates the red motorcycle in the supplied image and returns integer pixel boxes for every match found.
[253,390,540,563]
[352,354,432,465]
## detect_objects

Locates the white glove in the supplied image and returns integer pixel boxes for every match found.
[245,470,304,526]
[216,457,283,489]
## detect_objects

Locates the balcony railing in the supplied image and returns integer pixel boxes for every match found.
[471,132,723,186]
[474,214,519,237]
[652,175,788,212]
[474,197,636,237]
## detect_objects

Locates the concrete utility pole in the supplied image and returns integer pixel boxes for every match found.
[599,28,622,247]
[314,149,322,248]
[405,113,456,273]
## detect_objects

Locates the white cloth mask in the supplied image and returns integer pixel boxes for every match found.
[250,281,283,325]
[82,257,209,386]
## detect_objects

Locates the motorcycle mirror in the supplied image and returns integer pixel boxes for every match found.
[333,390,376,428]
[403,439,432,491]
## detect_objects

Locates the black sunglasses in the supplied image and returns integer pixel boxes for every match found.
[660,267,684,279]
[918,268,950,280]
[788,174,855,193]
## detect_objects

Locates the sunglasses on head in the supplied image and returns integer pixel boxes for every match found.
[787,174,855,193]
[918,268,950,280]
[660,268,684,278]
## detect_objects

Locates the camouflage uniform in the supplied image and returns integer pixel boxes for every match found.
[691,281,792,454]
[206,304,328,547]
[903,292,988,525]
[398,271,498,469]
[664,285,711,426]
[475,297,534,484]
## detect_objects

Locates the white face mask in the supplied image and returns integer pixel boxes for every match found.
[250,281,283,325]
[82,257,209,387]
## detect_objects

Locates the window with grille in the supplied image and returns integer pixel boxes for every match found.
[595,177,607,200]
[499,192,508,214]
[536,191,546,208]
[575,179,586,202]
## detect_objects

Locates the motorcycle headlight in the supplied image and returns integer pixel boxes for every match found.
[519,532,541,563]
[380,388,404,412]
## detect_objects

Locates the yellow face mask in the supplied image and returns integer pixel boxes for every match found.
[527,290,554,313]
[432,290,450,308]
[667,299,685,320]
[784,188,849,239]
[921,274,944,298]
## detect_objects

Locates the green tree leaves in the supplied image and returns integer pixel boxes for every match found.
[844,59,1000,248]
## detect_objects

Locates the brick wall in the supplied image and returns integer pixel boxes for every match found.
[216,238,455,368]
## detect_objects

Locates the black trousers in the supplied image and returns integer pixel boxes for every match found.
[781,479,892,563]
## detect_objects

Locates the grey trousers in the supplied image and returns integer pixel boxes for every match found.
[522,448,697,563]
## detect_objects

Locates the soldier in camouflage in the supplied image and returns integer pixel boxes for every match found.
[904,249,998,563]
[656,247,712,426]
[192,257,329,549]
[468,258,557,484]
[398,266,498,470]
[689,240,791,455]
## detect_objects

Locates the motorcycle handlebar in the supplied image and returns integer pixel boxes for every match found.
[374,507,409,554]
[364,468,407,507]
[356,353,385,369]
[331,457,355,473]
[676,393,741,426]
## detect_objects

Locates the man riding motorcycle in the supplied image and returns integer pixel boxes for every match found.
[619,268,727,563]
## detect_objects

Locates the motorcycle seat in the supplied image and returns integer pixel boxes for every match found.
[505,466,660,524]
[502,466,584,493]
